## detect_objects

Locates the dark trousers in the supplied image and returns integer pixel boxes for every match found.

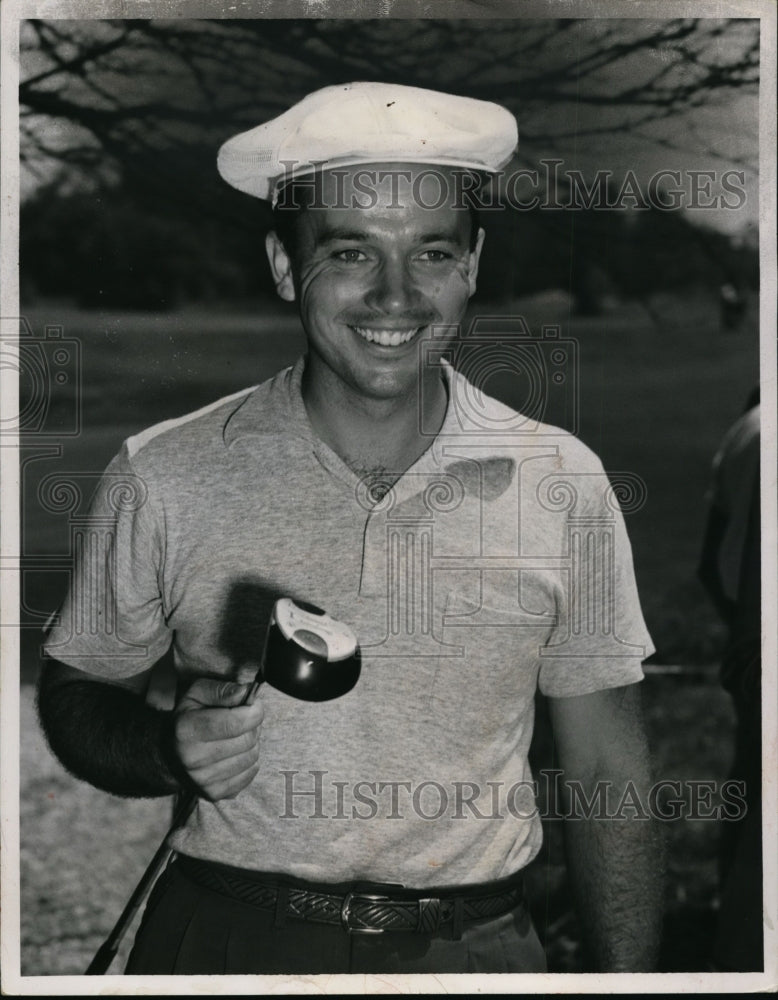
[125,858,548,975]
[715,670,763,971]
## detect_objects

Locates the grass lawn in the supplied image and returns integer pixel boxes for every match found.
[13,290,761,974]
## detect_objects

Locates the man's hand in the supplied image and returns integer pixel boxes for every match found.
[173,680,264,801]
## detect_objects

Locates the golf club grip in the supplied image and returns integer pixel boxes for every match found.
[84,792,197,974]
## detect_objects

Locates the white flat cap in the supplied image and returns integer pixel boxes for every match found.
[217,81,518,204]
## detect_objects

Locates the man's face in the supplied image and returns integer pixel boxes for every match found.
[266,164,484,404]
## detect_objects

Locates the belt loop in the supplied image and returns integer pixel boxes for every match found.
[274,884,289,929]
[451,897,464,941]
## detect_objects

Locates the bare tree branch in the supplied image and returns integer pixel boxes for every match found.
[18,17,759,193]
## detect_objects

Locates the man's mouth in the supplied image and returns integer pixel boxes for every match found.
[352,326,423,347]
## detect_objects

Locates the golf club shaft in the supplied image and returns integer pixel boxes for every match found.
[84,676,264,975]
[84,792,197,974]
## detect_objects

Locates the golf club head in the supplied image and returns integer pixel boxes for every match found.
[261,598,361,701]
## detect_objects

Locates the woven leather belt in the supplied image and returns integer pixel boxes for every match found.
[176,855,525,936]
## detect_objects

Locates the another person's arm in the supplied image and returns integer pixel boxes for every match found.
[548,682,664,972]
[37,659,264,801]
[697,500,735,625]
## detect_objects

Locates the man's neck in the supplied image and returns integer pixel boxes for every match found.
[301,363,448,478]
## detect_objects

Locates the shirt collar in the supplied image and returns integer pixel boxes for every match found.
[222,356,515,504]
[223,354,461,452]
[223,356,312,448]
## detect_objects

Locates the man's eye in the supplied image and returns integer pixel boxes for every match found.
[333,249,367,263]
[418,250,452,262]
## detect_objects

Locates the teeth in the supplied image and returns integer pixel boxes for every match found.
[354,327,419,346]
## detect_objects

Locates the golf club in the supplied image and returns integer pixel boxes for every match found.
[85,597,361,974]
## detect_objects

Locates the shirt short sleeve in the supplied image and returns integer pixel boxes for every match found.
[42,443,172,678]
[537,455,654,698]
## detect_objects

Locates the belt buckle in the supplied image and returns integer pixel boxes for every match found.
[340,892,389,934]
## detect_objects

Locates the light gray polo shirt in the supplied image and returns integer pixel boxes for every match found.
[43,357,653,887]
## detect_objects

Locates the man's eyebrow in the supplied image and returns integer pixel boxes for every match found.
[414,231,464,244]
[315,227,465,245]
[315,228,371,244]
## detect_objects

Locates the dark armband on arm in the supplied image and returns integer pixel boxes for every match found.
[37,674,192,799]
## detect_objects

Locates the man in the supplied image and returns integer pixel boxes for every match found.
[698,391,762,970]
[38,82,662,975]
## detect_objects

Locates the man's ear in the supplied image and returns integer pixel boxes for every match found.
[265,231,296,302]
[467,227,485,297]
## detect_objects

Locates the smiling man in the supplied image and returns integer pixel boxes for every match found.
[37,83,662,976]
[268,163,484,484]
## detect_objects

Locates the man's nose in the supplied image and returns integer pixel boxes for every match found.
[363,258,425,316]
